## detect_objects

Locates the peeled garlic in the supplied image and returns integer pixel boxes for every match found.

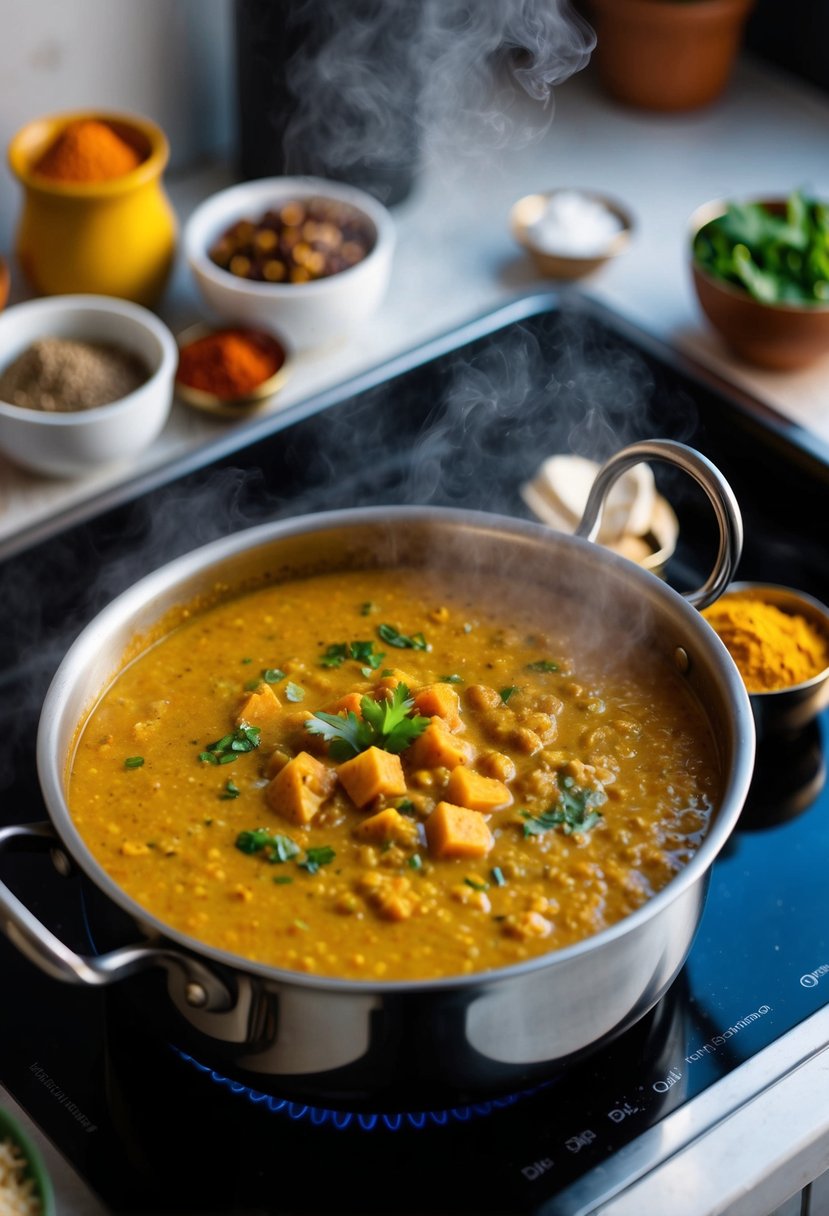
[521,455,656,543]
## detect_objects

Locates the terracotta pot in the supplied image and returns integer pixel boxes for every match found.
[588,0,756,112]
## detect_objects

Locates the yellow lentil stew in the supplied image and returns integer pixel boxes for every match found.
[68,566,721,981]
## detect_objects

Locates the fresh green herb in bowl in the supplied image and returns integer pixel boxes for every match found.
[690,192,829,370]
[692,191,829,305]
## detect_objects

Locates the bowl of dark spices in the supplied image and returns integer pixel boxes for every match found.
[175,323,291,418]
[0,294,177,476]
[183,176,395,350]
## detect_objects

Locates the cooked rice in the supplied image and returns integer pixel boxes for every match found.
[0,1136,41,1216]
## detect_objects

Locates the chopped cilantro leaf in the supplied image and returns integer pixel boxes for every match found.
[263,668,285,684]
[220,780,240,800]
[124,756,144,769]
[236,828,300,863]
[464,877,489,892]
[306,683,429,759]
[499,686,520,703]
[439,674,463,684]
[285,682,305,703]
[199,726,261,765]
[525,659,559,673]
[377,624,429,651]
[521,774,605,837]
[298,846,336,875]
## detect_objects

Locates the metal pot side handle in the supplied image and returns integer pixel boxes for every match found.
[0,821,231,1011]
[574,439,743,610]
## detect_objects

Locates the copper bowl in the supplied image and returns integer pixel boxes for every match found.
[690,198,829,371]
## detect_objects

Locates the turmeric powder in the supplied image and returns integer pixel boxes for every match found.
[33,119,142,184]
[702,592,829,693]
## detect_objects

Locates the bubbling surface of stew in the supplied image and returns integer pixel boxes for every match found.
[68,566,721,981]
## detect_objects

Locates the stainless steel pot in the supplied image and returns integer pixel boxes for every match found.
[0,441,755,1110]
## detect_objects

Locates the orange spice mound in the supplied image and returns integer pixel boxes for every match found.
[177,329,285,400]
[34,119,142,184]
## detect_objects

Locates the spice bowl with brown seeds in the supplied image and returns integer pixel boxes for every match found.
[183,176,396,351]
[0,294,177,477]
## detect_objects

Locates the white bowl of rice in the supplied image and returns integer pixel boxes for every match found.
[0,1106,54,1215]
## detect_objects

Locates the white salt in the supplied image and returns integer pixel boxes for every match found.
[527,190,624,257]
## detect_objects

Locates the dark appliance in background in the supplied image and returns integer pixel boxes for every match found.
[746,0,829,97]
[233,0,422,204]
[1,295,828,1214]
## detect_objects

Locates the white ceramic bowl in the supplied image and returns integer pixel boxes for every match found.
[0,294,177,478]
[183,176,396,350]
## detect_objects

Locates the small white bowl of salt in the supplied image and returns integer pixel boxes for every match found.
[510,188,634,280]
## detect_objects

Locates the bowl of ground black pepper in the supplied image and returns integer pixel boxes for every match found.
[0,294,177,477]
[174,323,291,418]
[183,176,395,350]
[8,111,177,306]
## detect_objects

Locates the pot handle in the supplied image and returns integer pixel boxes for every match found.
[0,821,232,1012]
[574,439,742,610]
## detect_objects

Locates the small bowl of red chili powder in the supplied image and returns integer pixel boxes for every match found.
[174,324,291,418]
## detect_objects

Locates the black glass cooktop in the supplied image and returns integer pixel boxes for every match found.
[0,295,827,1215]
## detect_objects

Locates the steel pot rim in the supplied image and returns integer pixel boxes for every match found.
[33,501,756,994]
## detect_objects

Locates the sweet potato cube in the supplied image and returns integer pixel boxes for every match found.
[373,669,414,698]
[265,751,336,826]
[426,801,494,860]
[413,684,463,732]
[406,721,474,772]
[445,766,512,812]
[355,808,419,847]
[235,683,282,746]
[337,746,407,808]
[322,692,364,718]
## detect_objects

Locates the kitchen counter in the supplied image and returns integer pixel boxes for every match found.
[1,53,828,551]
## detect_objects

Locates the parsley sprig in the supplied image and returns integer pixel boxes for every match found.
[305,683,429,761]
[521,774,605,837]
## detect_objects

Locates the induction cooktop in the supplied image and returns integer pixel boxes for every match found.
[0,294,827,1215]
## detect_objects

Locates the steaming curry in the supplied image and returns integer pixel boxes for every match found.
[68,566,720,981]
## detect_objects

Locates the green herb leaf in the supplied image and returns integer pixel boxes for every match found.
[464,877,489,892]
[236,828,300,863]
[200,726,261,765]
[305,683,429,759]
[298,845,336,875]
[220,780,240,800]
[273,875,294,885]
[320,643,349,669]
[377,624,430,651]
[262,668,285,684]
[360,601,378,616]
[408,853,423,870]
[693,191,829,305]
[397,799,416,816]
[439,674,463,684]
[124,756,145,769]
[525,660,559,673]
[521,774,605,838]
[499,686,520,703]
[320,640,385,671]
[285,682,305,703]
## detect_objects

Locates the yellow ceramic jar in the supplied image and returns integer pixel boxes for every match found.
[8,110,177,308]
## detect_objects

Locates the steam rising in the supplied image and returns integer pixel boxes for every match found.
[251,0,596,194]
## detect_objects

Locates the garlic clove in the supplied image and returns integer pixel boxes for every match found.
[521,455,656,542]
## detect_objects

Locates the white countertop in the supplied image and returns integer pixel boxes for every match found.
[1,53,829,553]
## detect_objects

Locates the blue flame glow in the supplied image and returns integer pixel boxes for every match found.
[171,1046,548,1131]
